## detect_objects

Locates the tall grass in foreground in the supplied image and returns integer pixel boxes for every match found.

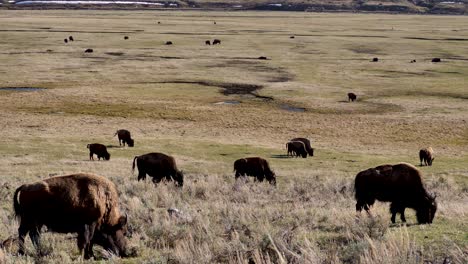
[1,171,466,263]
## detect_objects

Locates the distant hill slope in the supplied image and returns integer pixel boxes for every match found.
[3,0,467,14]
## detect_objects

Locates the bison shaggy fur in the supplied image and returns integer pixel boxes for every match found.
[419,147,434,166]
[132,152,183,187]
[354,163,437,224]
[234,157,276,185]
[87,143,110,161]
[13,173,129,259]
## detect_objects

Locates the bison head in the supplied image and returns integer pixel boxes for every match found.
[266,171,276,186]
[93,214,129,257]
[127,139,134,147]
[416,195,437,224]
[308,148,314,157]
[104,152,111,161]
[174,170,184,187]
[428,157,434,166]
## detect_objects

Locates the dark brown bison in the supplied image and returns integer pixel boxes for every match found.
[85,48,93,53]
[234,157,276,185]
[132,152,183,186]
[13,173,129,259]
[290,137,314,156]
[87,143,110,161]
[258,56,268,60]
[354,163,437,224]
[205,40,211,45]
[64,39,68,43]
[410,59,416,63]
[124,36,129,40]
[69,36,74,41]
[432,58,441,62]
[348,92,357,102]
[286,141,307,158]
[165,41,173,45]
[372,57,379,62]
[290,36,295,39]
[114,129,134,147]
[419,147,434,166]
[212,39,221,45]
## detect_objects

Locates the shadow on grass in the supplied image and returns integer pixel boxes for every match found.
[106,145,122,149]
[271,154,291,159]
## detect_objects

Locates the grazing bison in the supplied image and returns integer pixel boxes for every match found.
[85,48,93,53]
[165,41,173,45]
[372,57,379,62]
[132,152,183,186]
[410,59,416,63]
[290,137,314,157]
[354,163,437,224]
[87,143,110,161]
[234,157,276,185]
[124,36,129,40]
[212,39,221,45]
[290,36,295,39]
[13,173,129,259]
[432,58,441,62]
[348,92,357,102]
[69,36,74,41]
[258,56,268,60]
[114,129,134,147]
[419,147,434,166]
[64,39,68,43]
[286,141,307,158]
[205,40,211,45]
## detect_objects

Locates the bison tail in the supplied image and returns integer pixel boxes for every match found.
[132,156,138,174]
[13,186,22,218]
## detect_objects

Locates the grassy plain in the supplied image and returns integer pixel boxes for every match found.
[0,10,467,263]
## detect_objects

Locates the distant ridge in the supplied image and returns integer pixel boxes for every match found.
[2,0,467,15]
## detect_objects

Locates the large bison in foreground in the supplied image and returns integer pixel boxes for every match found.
[354,163,437,224]
[132,152,184,186]
[13,173,129,259]
[234,157,276,185]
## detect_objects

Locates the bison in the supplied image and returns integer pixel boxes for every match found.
[124,36,129,40]
[234,157,276,185]
[205,40,211,45]
[85,48,93,53]
[286,141,307,158]
[132,152,183,186]
[165,41,173,45]
[64,39,68,43]
[372,57,379,62]
[114,129,134,147]
[69,36,74,41]
[348,92,357,102]
[13,173,129,259]
[419,147,434,166]
[432,58,441,62]
[290,137,314,157]
[354,163,437,224]
[87,143,110,161]
[212,39,221,45]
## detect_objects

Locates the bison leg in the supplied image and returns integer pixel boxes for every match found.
[89,152,94,161]
[17,225,29,255]
[400,208,407,222]
[29,227,44,256]
[138,171,146,181]
[390,203,406,223]
[78,223,96,259]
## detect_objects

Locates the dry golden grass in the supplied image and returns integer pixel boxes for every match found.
[0,10,467,264]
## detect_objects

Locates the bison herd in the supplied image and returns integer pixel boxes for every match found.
[11,128,439,259]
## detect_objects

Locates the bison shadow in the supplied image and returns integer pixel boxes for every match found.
[271,154,291,159]
[106,145,123,149]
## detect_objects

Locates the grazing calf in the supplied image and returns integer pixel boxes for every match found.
[286,141,307,158]
[419,147,434,166]
[234,157,276,185]
[132,152,183,186]
[355,163,437,224]
[87,143,110,161]
[13,173,129,259]
[348,92,357,102]
[114,129,134,147]
[290,137,314,156]
[212,39,221,45]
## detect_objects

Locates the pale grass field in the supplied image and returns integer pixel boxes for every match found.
[0,10,467,263]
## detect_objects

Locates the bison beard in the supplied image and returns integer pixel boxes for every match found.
[354,163,437,224]
[13,173,129,259]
